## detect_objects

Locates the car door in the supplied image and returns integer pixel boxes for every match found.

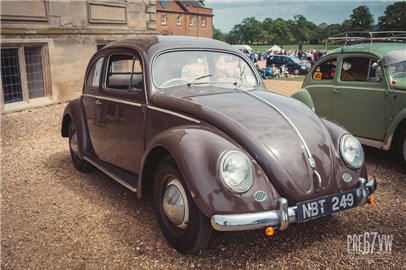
[84,50,146,176]
[332,56,387,141]
[304,57,338,118]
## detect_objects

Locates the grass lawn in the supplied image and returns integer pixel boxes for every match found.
[273,76,305,82]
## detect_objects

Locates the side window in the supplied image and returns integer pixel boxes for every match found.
[106,54,143,90]
[312,58,337,80]
[86,57,104,87]
[340,57,378,82]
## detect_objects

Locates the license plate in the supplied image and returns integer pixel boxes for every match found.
[297,190,358,223]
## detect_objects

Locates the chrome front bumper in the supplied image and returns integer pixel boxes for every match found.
[211,177,377,232]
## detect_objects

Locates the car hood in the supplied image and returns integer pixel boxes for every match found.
[151,87,339,204]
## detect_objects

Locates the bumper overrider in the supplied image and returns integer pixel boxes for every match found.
[211,177,377,232]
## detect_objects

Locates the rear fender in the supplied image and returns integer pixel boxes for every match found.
[291,88,315,111]
[61,98,90,159]
[138,125,280,218]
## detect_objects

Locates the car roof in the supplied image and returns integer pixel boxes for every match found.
[327,43,406,59]
[102,35,239,55]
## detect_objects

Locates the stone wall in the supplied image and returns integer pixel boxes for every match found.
[0,0,157,113]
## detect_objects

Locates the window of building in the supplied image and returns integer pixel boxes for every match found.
[201,18,206,27]
[189,16,194,27]
[161,14,167,25]
[1,45,49,104]
[176,15,182,26]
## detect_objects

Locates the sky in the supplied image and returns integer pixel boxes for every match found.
[204,0,398,32]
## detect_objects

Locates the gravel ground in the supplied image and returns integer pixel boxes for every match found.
[1,81,405,269]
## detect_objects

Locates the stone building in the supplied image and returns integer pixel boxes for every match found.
[0,0,157,113]
[156,0,213,38]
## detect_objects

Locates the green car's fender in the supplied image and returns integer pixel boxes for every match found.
[291,88,315,111]
[385,107,406,150]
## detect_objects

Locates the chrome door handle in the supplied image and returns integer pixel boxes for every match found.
[95,100,102,105]
[333,89,341,93]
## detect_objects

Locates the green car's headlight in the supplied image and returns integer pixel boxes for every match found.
[340,134,364,169]
[218,150,254,194]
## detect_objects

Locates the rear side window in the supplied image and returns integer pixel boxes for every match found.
[86,57,104,87]
[106,54,143,91]
[312,58,337,80]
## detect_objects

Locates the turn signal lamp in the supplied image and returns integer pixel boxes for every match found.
[265,227,275,236]
[369,197,376,206]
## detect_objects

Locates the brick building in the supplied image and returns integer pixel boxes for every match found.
[0,0,157,113]
[156,0,213,38]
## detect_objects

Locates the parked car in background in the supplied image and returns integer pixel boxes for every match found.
[266,55,310,75]
[61,36,377,254]
[296,31,406,167]
[232,44,254,56]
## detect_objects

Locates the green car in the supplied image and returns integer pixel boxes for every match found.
[294,32,406,167]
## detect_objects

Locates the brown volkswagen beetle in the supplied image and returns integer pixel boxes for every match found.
[61,36,377,254]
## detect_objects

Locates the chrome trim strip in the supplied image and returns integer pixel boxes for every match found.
[211,177,377,232]
[306,85,388,93]
[245,91,316,168]
[147,105,200,124]
[84,157,137,192]
[82,94,142,107]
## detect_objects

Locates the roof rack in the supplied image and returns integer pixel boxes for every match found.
[328,31,406,47]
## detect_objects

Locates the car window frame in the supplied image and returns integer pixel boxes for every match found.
[101,49,146,101]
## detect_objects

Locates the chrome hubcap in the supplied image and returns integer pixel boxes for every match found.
[70,130,80,157]
[162,178,189,229]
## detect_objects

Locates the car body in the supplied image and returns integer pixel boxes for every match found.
[266,54,310,75]
[298,32,406,167]
[61,35,376,254]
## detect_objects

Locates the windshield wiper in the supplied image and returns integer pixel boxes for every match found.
[187,74,212,87]
[233,66,246,87]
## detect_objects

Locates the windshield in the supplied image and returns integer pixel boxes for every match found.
[389,60,406,79]
[153,51,259,88]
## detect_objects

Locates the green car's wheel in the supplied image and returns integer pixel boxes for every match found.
[395,127,406,168]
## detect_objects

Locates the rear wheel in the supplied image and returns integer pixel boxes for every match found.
[68,122,94,172]
[153,156,212,254]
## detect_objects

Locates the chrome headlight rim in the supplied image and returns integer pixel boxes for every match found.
[339,134,365,170]
[218,149,254,194]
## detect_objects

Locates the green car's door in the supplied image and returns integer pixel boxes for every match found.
[302,57,338,118]
[331,56,387,140]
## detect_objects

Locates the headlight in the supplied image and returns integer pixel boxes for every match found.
[218,150,254,194]
[339,134,364,169]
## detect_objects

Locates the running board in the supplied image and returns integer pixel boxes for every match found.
[84,155,137,192]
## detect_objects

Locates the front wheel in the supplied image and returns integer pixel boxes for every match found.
[153,156,213,254]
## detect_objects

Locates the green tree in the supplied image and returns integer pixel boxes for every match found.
[350,6,374,31]
[377,2,406,31]
[292,15,312,44]
[213,27,226,41]
[341,19,352,32]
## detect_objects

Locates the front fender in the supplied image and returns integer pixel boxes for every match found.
[384,107,406,150]
[139,125,280,218]
[61,98,90,159]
